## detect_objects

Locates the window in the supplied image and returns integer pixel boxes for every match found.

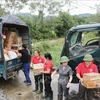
[70,32,79,46]
[81,31,99,46]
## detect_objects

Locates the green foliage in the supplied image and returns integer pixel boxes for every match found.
[32,39,64,67]
[73,15,87,25]
[18,11,100,41]
[82,31,98,46]
[55,12,75,37]
[0,0,27,15]
[32,41,51,55]
[0,7,8,17]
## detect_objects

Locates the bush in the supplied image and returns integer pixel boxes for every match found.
[32,41,51,55]
[32,38,64,67]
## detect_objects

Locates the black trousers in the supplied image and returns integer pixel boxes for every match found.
[79,82,93,100]
[58,82,69,100]
[44,74,52,95]
[34,74,43,91]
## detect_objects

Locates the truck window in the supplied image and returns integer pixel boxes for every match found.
[70,32,79,46]
[82,31,98,46]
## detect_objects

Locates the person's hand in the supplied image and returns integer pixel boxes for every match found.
[17,53,22,57]
[40,71,44,74]
[80,78,84,86]
[30,65,33,69]
[66,82,70,88]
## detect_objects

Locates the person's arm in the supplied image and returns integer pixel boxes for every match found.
[30,57,34,68]
[76,73,83,81]
[69,75,73,83]
[30,62,33,69]
[66,68,73,88]
[76,64,84,85]
[42,68,50,74]
[76,73,84,85]
[66,75,73,88]
[13,50,22,57]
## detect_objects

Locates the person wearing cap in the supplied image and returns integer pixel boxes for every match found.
[18,44,32,85]
[76,54,98,100]
[51,56,73,100]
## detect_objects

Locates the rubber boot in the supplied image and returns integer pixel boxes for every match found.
[37,83,43,94]
[33,83,38,92]
[42,91,49,99]
[47,92,53,100]
[65,97,69,100]
[58,95,63,100]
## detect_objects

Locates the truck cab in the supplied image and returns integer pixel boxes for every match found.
[0,15,32,80]
[61,23,100,81]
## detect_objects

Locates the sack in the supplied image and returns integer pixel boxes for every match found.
[69,83,79,96]
[8,51,17,59]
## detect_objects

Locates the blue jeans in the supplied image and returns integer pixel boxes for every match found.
[23,63,31,83]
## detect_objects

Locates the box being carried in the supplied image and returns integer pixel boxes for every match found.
[32,63,44,75]
[83,73,100,88]
[83,73,100,81]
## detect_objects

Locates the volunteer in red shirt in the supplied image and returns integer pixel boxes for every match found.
[76,54,98,100]
[41,53,53,100]
[30,50,45,93]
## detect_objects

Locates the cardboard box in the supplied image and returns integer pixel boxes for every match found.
[32,63,44,75]
[5,32,17,43]
[83,73,100,88]
[4,32,18,49]
[17,37,22,44]
[83,73,100,81]
[83,80,100,88]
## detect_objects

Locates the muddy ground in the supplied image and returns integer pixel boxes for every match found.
[0,69,100,100]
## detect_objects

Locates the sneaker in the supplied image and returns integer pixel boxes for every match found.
[42,95,48,99]
[23,80,27,83]
[33,89,38,92]
[47,97,52,100]
[37,90,43,94]
[26,83,32,86]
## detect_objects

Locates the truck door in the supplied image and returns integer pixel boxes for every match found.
[0,22,6,79]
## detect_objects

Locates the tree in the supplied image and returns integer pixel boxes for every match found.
[0,6,8,17]
[94,4,100,22]
[0,0,8,16]
[55,12,75,37]
[0,0,27,16]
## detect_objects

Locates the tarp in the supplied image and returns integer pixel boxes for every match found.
[0,14,28,27]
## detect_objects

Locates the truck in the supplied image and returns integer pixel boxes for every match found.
[0,15,32,80]
[61,23,100,82]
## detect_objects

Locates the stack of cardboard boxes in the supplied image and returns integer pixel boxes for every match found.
[3,29,23,60]
[83,73,100,88]
[4,31,18,49]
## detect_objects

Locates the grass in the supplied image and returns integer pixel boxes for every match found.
[82,31,98,46]
[32,38,64,67]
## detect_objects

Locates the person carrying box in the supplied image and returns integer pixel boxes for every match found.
[30,50,45,94]
[76,54,98,100]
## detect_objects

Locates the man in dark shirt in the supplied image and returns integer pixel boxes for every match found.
[18,44,31,85]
